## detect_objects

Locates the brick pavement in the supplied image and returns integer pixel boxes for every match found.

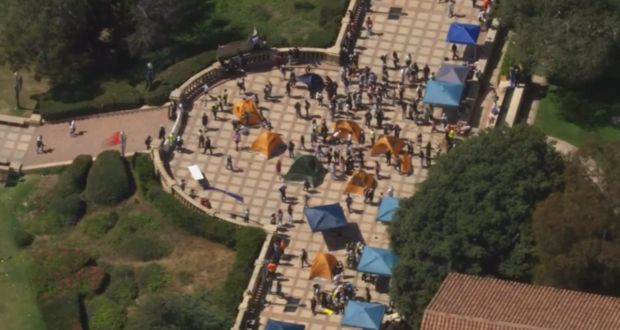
[0,124,35,166]
[168,1,482,329]
[21,108,170,168]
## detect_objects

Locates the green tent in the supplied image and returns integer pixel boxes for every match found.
[283,155,326,187]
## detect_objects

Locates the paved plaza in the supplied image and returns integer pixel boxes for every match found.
[168,1,482,328]
[0,123,34,166]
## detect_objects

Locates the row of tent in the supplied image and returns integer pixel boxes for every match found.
[304,196,399,233]
[309,247,398,279]
[423,23,481,108]
[265,300,386,330]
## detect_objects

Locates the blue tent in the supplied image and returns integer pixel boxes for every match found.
[341,301,386,330]
[357,246,398,276]
[304,203,348,232]
[297,73,325,93]
[436,64,469,84]
[376,197,399,223]
[265,319,305,330]
[447,23,481,45]
[423,80,465,108]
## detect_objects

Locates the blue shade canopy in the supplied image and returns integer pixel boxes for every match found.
[304,203,348,232]
[265,319,305,330]
[436,64,469,84]
[376,197,400,223]
[341,301,386,330]
[447,23,481,45]
[297,73,325,92]
[423,80,465,108]
[357,246,398,276]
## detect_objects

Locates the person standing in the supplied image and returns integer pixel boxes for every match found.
[144,136,152,150]
[300,135,306,151]
[198,133,205,149]
[345,193,353,213]
[287,140,295,158]
[202,112,209,130]
[451,43,458,60]
[69,120,76,137]
[120,131,127,157]
[204,136,213,155]
[300,249,310,268]
[243,208,250,223]
[158,125,166,141]
[310,297,317,315]
[287,204,294,225]
[226,155,233,170]
[304,99,311,118]
[14,72,23,109]
[35,135,44,154]
[278,182,287,201]
[276,159,282,174]
[234,130,241,151]
[448,0,455,18]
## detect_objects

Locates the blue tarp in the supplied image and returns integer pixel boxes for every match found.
[304,203,348,232]
[447,23,481,45]
[376,197,399,223]
[297,73,325,93]
[265,319,305,330]
[357,246,398,276]
[436,64,469,84]
[423,80,465,108]
[341,301,386,330]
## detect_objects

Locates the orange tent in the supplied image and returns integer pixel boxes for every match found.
[332,120,362,142]
[232,99,261,125]
[251,130,285,158]
[343,169,377,195]
[400,154,412,175]
[370,135,404,156]
[310,252,338,280]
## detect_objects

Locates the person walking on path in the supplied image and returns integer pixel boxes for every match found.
[226,155,233,170]
[451,43,458,60]
[288,140,295,158]
[300,135,306,151]
[234,130,241,151]
[237,77,246,94]
[158,125,166,141]
[345,193,353,213]
[301,249,310,268]
[375,160,381,179]
[243,208,250,223]
[68,120,76,137]
[144,136,152,150]
[304,99,311,118]
[287,204,294,225]
[278,182,287,201]
[120,131,127,157]
[203,136,213,155]
[295,101,303,119]
[35,135,44,154]
[202,112,209,130]
[276,158,282,174]
[198,133,205,149]
[276,209,284,226]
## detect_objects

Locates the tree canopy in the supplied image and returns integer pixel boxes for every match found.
[533,143,620,296]
[497,0,620,86]
[389,125,564,327]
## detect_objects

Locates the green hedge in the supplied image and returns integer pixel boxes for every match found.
[56,155,93,196]
[81,211,119,238]
[138,264,169,293]
[85,150,131,205]
[49,194,86,223]
[39,80,144,121]
[103,266,139,307]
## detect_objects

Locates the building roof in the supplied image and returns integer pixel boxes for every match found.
[421,273,620,330]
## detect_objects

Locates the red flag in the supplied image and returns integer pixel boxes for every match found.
[105,131,121,146]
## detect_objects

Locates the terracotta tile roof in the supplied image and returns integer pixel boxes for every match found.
[420,273,620,330]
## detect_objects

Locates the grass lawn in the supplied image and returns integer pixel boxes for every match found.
[0,65,49,117]
[0,175,46,330]
[535,85,620,147]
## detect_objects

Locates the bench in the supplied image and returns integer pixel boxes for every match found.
[0,114,26,126]
[504,86,525,127]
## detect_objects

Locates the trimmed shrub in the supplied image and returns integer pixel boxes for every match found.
[88,296,126,330]
[27,211,69,235]
[75,266,108,295]
[56,155,93,196]
[82,211,119,238]
[119,235,171,261]
[39,294,83,330]
[85,150,131,205]
[138,264,169,293]
[104,267,138,307]
[13,227,35,248]
[132,153,156,196]
[49,194,86,224]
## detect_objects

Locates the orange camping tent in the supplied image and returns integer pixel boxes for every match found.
[251,130,285,158]
[343,169,377,195]
[232,99,261,126]
[310,252,338,280]
[332,120,362,142]
[370,135,404,156]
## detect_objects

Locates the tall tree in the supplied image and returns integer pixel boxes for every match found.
[389,125,564,327]
[0,0,128,84]
[497,0,620,86]
[533,144,620,296]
